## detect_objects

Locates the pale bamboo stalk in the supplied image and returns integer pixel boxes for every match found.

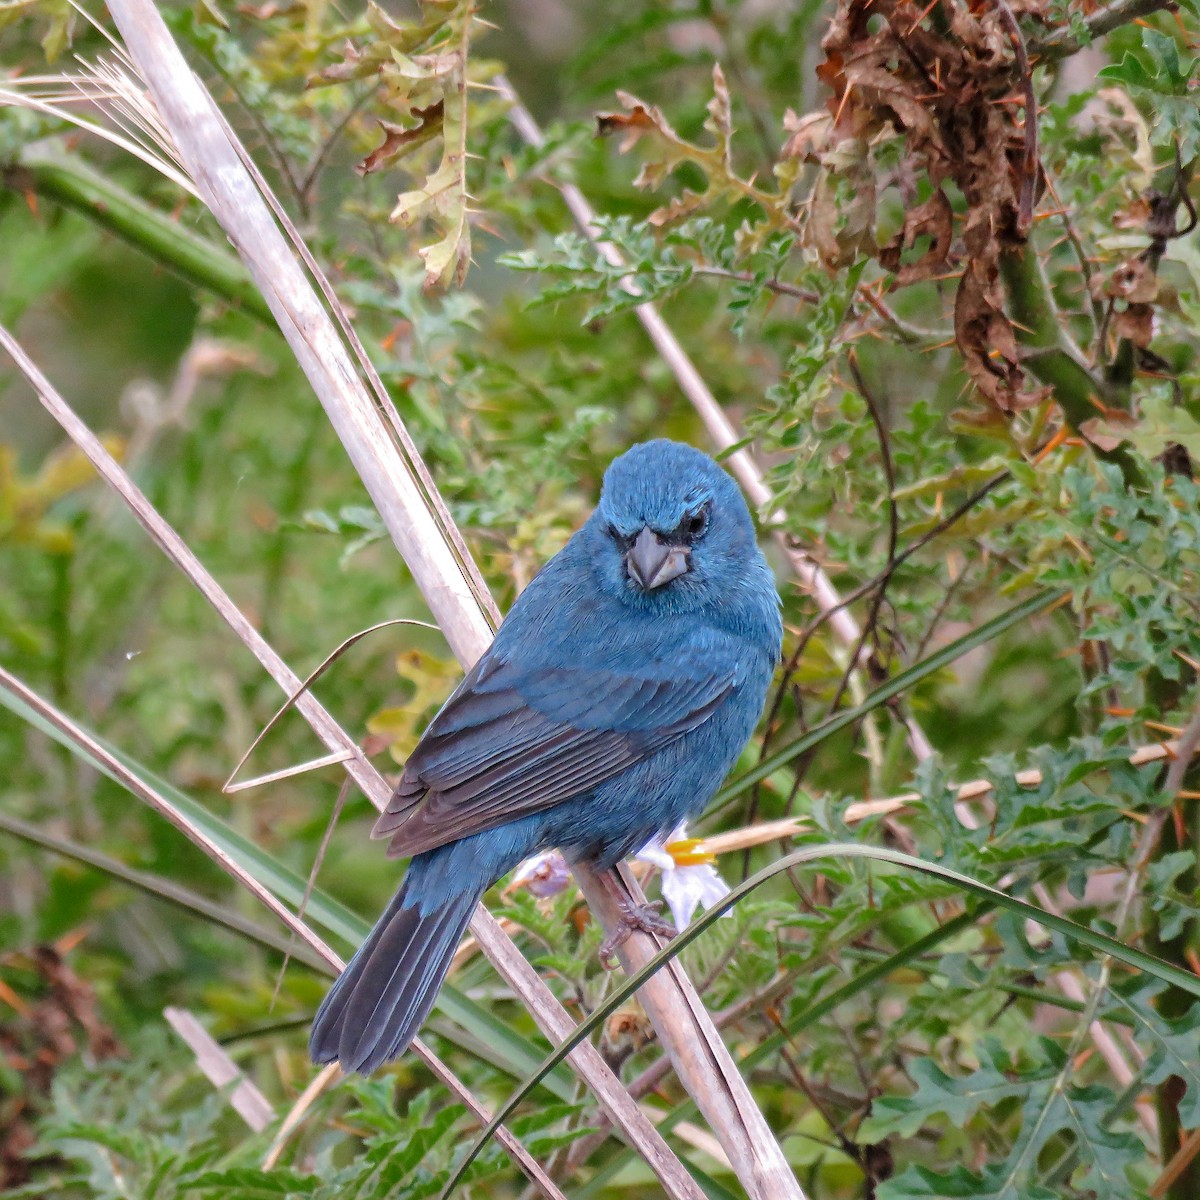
[495,75,933,764]
[102,5,801,1194]
[110,21,492,670]
[575,862,804,1197]
[0,326,702,1199]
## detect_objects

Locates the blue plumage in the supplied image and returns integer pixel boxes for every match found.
[310,440,782,1073]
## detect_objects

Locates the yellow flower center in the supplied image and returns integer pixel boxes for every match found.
[664,837,716,867]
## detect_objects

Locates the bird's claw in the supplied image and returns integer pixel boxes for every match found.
[598,900,677,968]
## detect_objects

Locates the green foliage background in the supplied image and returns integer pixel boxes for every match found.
[1,0,1199,1197]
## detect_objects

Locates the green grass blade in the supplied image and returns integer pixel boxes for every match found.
[712,588,1064,811]
[0,810,328,971]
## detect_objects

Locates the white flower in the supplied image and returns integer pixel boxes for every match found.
[636,824,732,931]
[508,825,733,931]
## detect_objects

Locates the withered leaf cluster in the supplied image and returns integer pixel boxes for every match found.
[1,943,121,1188]
[596,66,797,240]
[313,0,478,291]
[817,0,1049,411]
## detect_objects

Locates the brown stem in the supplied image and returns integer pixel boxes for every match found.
[993,0,1039,236]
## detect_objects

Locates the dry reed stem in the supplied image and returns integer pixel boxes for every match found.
[164,1007,275,1132]
[262,1063,340,1170]
[100,4,803,1194]
[0,324,701,1199]
[495,74,932,764]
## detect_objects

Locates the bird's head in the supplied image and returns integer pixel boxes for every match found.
[586,440,762,612]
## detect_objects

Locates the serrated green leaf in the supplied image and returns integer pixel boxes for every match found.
[186,1167,313,1195]
[879,1163,1058,1199]
[859,1040,1031,1140]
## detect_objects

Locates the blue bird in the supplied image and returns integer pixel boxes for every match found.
[310,439,782,1073]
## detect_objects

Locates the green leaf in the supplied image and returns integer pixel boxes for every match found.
[859,1040,1031,1140]
[186,1168,314,1195]
[1111,980,1200,1127]
[1126,393,1200,462]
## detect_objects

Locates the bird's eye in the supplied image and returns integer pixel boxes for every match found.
[607,522,630,547]
[679,504,710,542]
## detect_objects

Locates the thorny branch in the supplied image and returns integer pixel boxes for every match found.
[993,0,1038,236]
[830,352,901,719]
[1028,0,1179,63]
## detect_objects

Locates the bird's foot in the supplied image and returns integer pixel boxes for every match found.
[598,900,677,969]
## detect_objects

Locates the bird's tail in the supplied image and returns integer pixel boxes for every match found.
[309,852,483,1074]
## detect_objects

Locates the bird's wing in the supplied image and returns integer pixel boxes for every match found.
[373,647,737,858]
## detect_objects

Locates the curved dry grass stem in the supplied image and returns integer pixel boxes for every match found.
[222,618,440,796]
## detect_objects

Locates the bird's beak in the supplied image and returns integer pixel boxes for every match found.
[626,527,690,590]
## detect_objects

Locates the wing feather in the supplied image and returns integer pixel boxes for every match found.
[374,648,735,858]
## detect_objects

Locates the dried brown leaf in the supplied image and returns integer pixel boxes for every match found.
[814,0,1047,411]
[1113,195,1153,230]
[705,62,733,164]
[879,187,954,283]
[0,943,122,1188]
[596,98,665,153]
[315,39,376,84]
[955,257,1029,411]
[843,61,938,140]
[648,190,707,227]
[1113,301,1155,347]
[1106,258,1158,303]
[356,102,444,175]
[1080,413,1134,452]
[781,109,832,162]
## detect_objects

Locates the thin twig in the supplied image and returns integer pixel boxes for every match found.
[791,470,1012,648]
[830,354,900,717]
[692,264,819,302]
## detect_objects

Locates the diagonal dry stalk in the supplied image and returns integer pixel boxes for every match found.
[495,74,933,765]
[0,664,566,1199]
[164,1007,275,1132]
[0,324,703,1199]
[99,3,806,1195]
